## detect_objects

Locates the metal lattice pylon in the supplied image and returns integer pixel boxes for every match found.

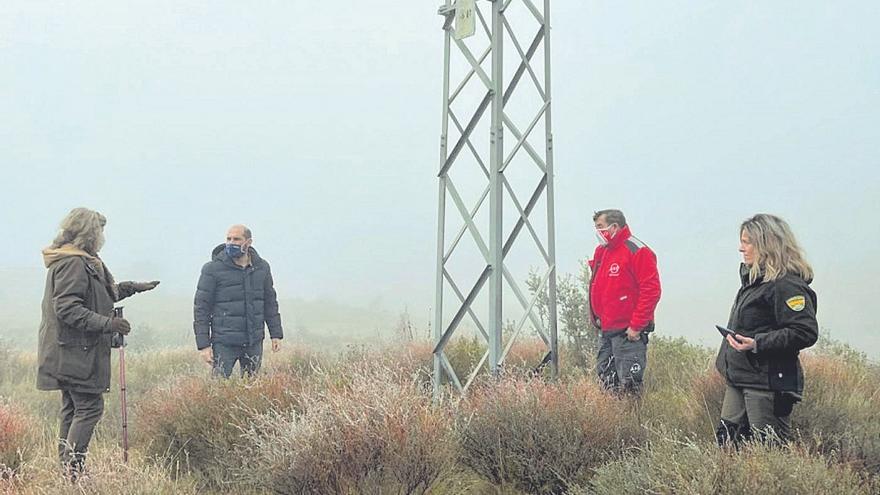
[433,0,558,396]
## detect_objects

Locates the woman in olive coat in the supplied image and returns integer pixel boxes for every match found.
[37,207,159,479]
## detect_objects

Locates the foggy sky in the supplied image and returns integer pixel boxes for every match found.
[2,2,878,354]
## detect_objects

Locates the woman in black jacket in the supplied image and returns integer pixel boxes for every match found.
[715,214,818,445]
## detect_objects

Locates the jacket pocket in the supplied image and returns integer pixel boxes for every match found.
[57,343,97,381]
[58,325,100,347]
[768,356,799,391]
[603,293,635,323]
[746,352,769,376]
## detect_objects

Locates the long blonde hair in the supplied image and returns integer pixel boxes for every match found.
[741,213,813,284]
[51,207,107,255]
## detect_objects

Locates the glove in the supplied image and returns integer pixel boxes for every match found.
[110,318,131,335]
[131,281,160,293]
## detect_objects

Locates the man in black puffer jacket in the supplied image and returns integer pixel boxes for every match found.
[193,224,283,377]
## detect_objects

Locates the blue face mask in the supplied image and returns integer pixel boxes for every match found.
[225,243,246,259]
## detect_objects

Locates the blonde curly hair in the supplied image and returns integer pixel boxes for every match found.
[741,213,813,284]
[51,207,107,255]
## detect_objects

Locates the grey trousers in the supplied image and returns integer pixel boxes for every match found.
[719,385,792,443]
[59,389,105,468]
[596,330,648,395]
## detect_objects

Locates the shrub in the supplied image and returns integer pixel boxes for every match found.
[792,353,880,473]
[340,341,434,389]
[1,445,200,495]
[635,337,720,437]
[238,364,453,494]
[0,403,33,478]
[583,435,880,495]
[503,338,554,374]
[443,335,487,384]
[134,370,305,484]
[456,376,642,494]
[439,336,557,388]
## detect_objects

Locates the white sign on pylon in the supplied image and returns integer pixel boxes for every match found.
[454,0,476,40]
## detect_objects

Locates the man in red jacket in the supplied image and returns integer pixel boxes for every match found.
[589,209,661,395]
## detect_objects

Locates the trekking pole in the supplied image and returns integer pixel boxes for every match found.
[112,306,129,463]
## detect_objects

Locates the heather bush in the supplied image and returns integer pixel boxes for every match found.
[791,352,880,472]
[503,338,555,374]
[0,445,199,495]
[443,335,486,383]
[238,364,453,494]
[134,370,305,484]
[456,376,643,494]
[637,337,722,437]
[583,435,880,495]
[338,341,434,388]
[0,403,34,478]
[439,336,557,387]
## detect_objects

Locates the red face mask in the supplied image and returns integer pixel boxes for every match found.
[595,225,617,245]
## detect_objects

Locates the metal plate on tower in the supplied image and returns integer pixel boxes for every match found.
[454,0,476,40]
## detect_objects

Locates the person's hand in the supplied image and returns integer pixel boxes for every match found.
[726,333,756,352]
[131,281,160,293]
[110,317,131,335]
[625,327,641,341]
[199,347,213,364]
[271,338,281,352]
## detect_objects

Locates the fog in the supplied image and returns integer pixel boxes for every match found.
[1,1,878,356]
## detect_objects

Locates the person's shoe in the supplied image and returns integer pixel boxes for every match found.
[62,457,86,483]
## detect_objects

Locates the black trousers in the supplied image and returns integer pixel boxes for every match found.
[59,389,105,467]
[212,342,263,378]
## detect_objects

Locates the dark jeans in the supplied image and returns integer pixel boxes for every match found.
[212,341,263,378]
[596,330,648,395]
[59,389,105,471]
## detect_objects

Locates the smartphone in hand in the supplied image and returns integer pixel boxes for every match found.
[715,325,738,338]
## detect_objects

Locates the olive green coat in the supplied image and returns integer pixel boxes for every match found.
[36,247,136,394]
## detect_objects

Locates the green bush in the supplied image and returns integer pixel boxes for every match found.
[456,376,643,494]
[584,435,880,495]
[636,337,721,437]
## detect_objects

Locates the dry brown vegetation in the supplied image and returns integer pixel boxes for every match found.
[0,335,878,494]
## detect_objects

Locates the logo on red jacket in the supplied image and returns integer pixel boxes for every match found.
[609,263,620,276]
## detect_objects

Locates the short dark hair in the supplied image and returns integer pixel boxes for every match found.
[592,209,627,227]
[243,227,252,240]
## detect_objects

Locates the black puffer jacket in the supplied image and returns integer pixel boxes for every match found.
[715,264,818,394]
[193,244,283,349]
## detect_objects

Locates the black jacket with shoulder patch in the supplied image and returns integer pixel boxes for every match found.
[715,264,818,394]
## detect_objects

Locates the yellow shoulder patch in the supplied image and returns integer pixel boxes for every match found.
[786,295,806,312]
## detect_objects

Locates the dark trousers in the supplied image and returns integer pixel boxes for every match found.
[212,342,263,378]
[596,330,648,395]
[58,390,105,469]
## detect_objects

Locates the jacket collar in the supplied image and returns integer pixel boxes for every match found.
[42,244,101,269]
[41,244,118,299]
[739,263,765,288]
[605,225,632,249]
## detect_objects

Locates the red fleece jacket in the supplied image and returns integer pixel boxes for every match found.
[588,225,661,332]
